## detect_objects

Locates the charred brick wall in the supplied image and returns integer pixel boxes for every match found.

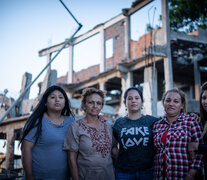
[58,24,160,84]
[72,20,126,83]
[73,64,99,83]
[130,30,155,60]
[105,20,126,70]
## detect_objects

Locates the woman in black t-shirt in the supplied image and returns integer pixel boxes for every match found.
[112,87,158,180]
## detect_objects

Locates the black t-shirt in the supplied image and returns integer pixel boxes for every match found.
[112,115,158,172]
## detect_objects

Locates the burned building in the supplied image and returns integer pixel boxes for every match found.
[0,0,207,175]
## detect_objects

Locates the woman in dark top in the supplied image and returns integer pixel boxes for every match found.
[188,82,207,178]
[112,87,158,180]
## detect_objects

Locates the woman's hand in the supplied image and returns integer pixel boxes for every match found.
[68,151,79,180]
[21,140,34,180]
[98,115,106,122]
[184,174,194,180]
[188,142,199,160]
[189,112,200,122]
[111,146,119,159]
[184,169,197,180]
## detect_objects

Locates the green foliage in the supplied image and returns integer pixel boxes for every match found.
[146,23,153,32]
[169,0,207,32]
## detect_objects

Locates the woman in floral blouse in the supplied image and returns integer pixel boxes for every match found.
[63,87,115,180]
[153,88,202,179]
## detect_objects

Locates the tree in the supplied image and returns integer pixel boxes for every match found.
[169,0,207,32]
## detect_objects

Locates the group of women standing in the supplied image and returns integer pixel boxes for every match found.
[112,86,203,180]
[20,82,207,180]
[21,86,115,180]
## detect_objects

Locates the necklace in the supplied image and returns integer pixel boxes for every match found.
[46,113,64,125]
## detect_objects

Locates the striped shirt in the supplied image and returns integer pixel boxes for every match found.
[153,112,202,179]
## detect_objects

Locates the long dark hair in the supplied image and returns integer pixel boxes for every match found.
[20,85,74,144]
[200,82,207,127]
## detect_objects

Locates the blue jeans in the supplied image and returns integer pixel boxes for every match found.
[115,168,154,180]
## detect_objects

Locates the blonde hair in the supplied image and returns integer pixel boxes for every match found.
[162,88,186,113]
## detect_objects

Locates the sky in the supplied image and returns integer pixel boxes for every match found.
[0,0,162,100]
[0,0,162,154]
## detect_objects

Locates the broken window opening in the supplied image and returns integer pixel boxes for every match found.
[105,38,113,59]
